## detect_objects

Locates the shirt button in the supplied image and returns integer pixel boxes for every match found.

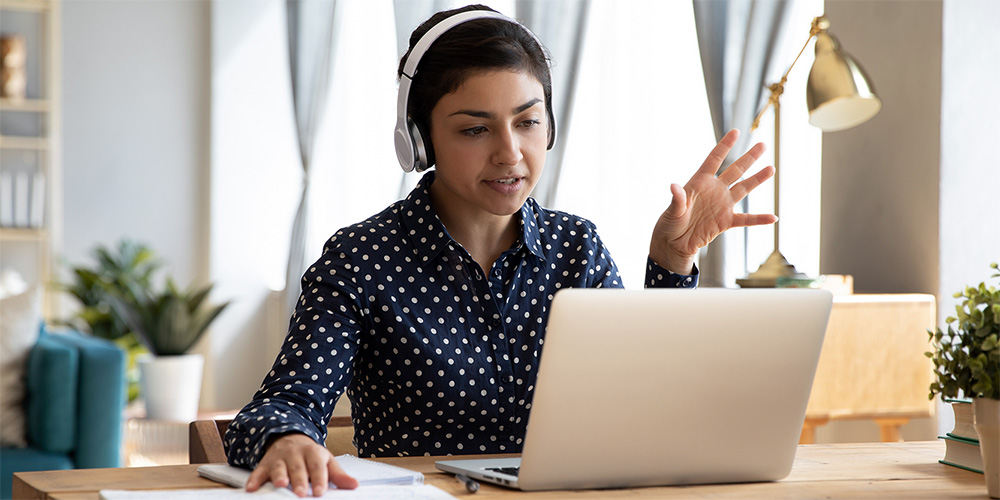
[493,268,501,278]
[492,319,501,328]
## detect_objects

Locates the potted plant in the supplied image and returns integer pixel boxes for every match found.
[59,241,160,401]
[108,276,229,422]
[927,262,1000,498]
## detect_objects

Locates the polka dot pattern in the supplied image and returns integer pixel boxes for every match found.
[225,171,698,467]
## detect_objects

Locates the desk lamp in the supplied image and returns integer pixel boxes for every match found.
[737,16,881,288]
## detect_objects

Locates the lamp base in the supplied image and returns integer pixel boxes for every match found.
[736,249,809,288]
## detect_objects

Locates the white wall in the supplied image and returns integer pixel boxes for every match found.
[938,0,1000,434]
[61,0,209,288]
[60,0,212,402]
[208,0,299,410]
[820,0,942,295]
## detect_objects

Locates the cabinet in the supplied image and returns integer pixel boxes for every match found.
[801,294,937,443]
[0,0,60,317]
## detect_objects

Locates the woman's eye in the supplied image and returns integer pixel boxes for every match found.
[520,119,542,129]
[462,126,487,137]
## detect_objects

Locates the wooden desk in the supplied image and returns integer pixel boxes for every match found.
[13,441,988,499]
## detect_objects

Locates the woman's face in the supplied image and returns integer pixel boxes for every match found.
[428,69,548,220]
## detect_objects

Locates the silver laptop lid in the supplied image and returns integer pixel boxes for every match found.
[517,288,832,491]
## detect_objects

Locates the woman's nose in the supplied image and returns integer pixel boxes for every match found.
[491,127,523,166]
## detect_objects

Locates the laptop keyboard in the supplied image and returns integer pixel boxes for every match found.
[486,467,520,477]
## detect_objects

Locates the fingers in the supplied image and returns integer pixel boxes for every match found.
[728,165,775,203]
[697,129,740,176]
[329,458,360,490]
[286,455,311,497]
[718,141,766,186]
[246,464,275,492]
[732,212,778,228]
[250,434,347,498]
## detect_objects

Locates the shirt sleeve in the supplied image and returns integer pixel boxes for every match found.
[224,245,365,469]
[645,257,699,288]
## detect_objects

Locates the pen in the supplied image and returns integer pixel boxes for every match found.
[455,473,480,493]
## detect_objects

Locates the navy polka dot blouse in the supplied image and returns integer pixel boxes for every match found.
[225,171,698,466]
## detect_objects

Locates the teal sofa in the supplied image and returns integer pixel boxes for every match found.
[0,327,125,499]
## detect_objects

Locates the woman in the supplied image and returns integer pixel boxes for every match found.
[226,5,775,497]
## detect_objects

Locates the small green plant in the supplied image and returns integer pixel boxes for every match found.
[927,262,1000,401]
[59,240,160,341]
[107,278,229,356]
[61,240,229,402]
[59,241,160,401]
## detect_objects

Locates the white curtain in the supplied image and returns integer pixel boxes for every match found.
[692,0,793,287]
[515,0,590,208]
[284,0,339,313]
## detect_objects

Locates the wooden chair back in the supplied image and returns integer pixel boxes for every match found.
[188,416,356,464]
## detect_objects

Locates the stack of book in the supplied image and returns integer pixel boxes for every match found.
[939,398,983,474]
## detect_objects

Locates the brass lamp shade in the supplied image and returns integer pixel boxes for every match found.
[807,31,881,131]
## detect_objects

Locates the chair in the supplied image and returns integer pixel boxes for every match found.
[0,328,126,499]
[189,416,356,464]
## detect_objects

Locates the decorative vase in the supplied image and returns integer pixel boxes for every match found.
[137,353,204,422]
[974,397,1000,499]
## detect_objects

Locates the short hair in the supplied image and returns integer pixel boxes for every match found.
[397,4,555,149]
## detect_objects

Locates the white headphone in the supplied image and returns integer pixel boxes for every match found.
[394,9,555,173]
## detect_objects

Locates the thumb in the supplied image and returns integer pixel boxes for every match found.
[329,460,359,490]
[663,183,687,220]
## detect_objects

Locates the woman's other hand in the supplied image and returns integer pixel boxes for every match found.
[245,433,359,497]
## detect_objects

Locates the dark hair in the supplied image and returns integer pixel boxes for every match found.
[398,4,555,150]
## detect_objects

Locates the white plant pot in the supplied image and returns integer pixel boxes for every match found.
[974,397,1000,499]
[137,353,204,422]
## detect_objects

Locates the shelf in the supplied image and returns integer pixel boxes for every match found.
[0,135,49,150]
[0,227,48,241]
[0,0,50,12]
[0,98,51,112]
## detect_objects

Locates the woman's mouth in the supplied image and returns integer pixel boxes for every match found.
[486,177,524,194]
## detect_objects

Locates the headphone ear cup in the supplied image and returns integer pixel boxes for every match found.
[408,117,435,171]
[546,106,556,150]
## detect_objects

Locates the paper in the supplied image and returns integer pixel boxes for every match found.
[198,455,424,490]
[100,484,457,500]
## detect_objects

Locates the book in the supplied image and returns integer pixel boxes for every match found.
[13,172,28,227]
[945,398,979,443]
[0,172,12,227]
[29,172,44,228]
[939,434,984,474]
[198,454,424,489]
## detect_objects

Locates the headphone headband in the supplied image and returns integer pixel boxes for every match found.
[394,9,554,173]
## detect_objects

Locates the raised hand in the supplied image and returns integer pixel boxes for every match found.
[649,129,777,275]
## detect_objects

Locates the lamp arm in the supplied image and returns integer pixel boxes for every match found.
[750,16,827,132]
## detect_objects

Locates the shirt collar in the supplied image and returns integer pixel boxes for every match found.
[400,171,546,263]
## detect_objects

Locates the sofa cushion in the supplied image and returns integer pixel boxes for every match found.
[0,446,74,499]
[25,329,79,453]
[48,332,125,468]
[0,286,41,447]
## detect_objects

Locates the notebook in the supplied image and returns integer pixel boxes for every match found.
[436,288,833,491]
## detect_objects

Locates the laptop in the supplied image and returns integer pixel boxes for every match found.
[436,288,832,491]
